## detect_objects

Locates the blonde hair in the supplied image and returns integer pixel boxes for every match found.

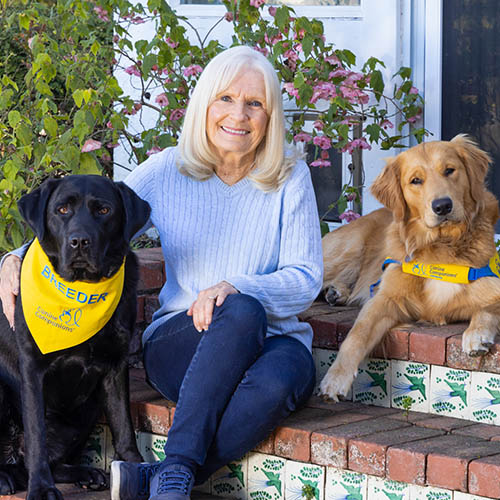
[178,45,296,191]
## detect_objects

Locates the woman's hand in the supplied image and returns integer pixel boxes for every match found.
[187,281,238,332]
[0,255,21,329]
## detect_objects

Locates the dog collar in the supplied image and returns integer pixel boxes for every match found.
[370,253,500,296]
[20,238,125,354]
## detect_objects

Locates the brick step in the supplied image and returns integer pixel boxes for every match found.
[301,303,500,373]
[0,483,220,500]
[128,368,500,500]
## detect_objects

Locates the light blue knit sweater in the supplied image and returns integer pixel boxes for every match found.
[125,147,323,351]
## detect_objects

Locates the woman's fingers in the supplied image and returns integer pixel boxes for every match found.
[0,255,21,329]
[188,281,238,332]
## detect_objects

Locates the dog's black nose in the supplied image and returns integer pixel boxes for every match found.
[432,197,453,216]
[69,235,90,249]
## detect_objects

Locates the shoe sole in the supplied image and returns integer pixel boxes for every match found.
[110,461,123,500]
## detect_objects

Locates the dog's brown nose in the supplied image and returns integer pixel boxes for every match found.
[432,197,453,216]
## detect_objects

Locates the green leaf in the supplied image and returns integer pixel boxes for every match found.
[73,89,84,108]
[15,123,32,146]
[78,153,101,174]
[44,116,58,138]
[320,221,330,237]
[8,110,21,128]
[370,70,384,97]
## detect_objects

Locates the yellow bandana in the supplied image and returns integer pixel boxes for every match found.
[20,238,125,354]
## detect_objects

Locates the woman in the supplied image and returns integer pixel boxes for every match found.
[0,46,323,500]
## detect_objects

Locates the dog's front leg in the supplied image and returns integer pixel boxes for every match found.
[102,362,142,462]
[17,351,62,500]
[319,293,406,401]
[462,309,500,356]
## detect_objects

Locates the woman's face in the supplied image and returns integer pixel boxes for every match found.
[206,70,269,164]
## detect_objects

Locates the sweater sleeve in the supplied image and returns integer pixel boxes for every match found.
[227,162,323,320]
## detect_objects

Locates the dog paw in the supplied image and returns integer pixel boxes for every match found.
[0,472,16,495]
[26,485,63,500]
[462,328,497,357]
[324,286,348,306]
[318,361,357,402]
[76,467,109,491]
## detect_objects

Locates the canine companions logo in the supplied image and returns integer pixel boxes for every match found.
[21,238,125,354]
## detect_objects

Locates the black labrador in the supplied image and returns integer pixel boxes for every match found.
[0,175,150,500]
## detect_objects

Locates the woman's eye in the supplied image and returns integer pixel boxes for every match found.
[220,95,231,102]
[410,177,423,185]
[57,205,69,215]
[249,100,262,107]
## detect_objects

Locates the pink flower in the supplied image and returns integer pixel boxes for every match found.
[250,0,265,7]
[346,192,357,202]
[293,132,312,143]
[283,82,299,99]
[340,85,369,105]
[224,12,234,21]
[93,6,109,22]
[341,138,372,155]
[253,46,269,57]
[107,143,119,149]
[339,209,361,223]
[310,82,337,103]
[381,119,394,129]
[106,121,114,129]
[313,120,324,131]
[268,6,277,16]
[264,33,282,45]
[113,35,119,43]
[407,114,422,124]
[170,108,186,121]
[284,49,299,62]
[155,93,169,107]
[310,159,331,168]
[125,65,141,77]
[329,68,349,79]
[81,139,102,153]
[295,29,305,40]
[165,37,179,48]
[313,135,332,150]
[146,146,163,156]
[409,86,419,95]
[183,65,203,77]
[325,53,341,65]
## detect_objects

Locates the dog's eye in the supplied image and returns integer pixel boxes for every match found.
[98,207,110,215]
[410,177,423,185]
[444,167,455,176]
[57,205,69,215]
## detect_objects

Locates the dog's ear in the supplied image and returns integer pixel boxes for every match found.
[451,134,491,204]
[18,178,61,241]
[370,156,408,221]
[115,182,151,242]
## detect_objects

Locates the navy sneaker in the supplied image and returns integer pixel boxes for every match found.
[150,464,195,500]
[110,461,161,500]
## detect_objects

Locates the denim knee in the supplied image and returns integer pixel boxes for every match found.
[212,293,267,346]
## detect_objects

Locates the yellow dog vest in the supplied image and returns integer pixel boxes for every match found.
[20,238,125,354]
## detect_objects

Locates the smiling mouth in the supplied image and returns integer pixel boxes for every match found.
[221,126,249,136]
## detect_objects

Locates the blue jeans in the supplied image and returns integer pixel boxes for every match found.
[143,294,315,485]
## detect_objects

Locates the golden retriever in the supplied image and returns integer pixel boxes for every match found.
[319,135,500,401]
